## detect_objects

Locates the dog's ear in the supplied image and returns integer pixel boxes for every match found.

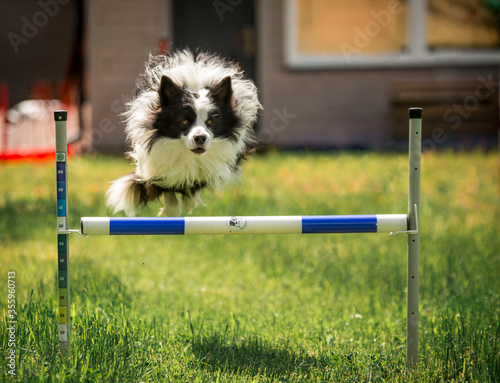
[211,76,232,104]
[159,76,182,105]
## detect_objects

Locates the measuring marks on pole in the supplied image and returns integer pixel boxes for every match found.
[56,151,69,342]
[58,234,68,341]
[56,153,67,232]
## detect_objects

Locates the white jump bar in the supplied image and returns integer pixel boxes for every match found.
[80,214,408,235]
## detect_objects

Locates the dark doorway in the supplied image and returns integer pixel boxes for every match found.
[172,0,257,82]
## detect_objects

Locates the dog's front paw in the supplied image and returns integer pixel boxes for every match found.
[158,205,182,217]
[157,207,167,217]
[182,191,205,214]
[160,192,181,217]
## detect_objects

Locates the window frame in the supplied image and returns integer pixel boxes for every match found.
[284,0,500,69]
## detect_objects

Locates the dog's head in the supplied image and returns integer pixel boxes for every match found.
[150,75,241,156]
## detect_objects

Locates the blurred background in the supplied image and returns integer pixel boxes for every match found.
[0,0,498,157]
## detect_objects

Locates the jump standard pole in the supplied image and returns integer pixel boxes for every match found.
[55,110,70,354]
[407,107,422,367]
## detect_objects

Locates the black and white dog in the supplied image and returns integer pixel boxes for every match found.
[106,50,261,217]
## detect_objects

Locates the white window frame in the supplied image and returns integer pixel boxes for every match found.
[284,0,500,69]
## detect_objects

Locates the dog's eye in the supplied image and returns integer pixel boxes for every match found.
[206,114,219,127]
[180,119,190,127]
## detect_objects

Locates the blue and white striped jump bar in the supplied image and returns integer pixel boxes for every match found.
[81,214,408,235]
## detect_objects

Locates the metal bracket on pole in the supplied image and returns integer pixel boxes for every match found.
[389,204,419,237]
[58,229,87,238]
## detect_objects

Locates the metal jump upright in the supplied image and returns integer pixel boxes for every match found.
[55,110,71,354]
[407,107,422,366]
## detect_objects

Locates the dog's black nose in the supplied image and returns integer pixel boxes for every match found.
[194,135,207,145]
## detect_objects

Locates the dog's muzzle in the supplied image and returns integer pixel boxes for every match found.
[187,126,211,155]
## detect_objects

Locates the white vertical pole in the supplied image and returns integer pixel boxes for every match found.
[407,107,422,367]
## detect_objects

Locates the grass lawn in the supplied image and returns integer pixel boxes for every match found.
[0,150,499,382]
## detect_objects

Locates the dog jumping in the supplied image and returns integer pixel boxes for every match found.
[106,50,262,217]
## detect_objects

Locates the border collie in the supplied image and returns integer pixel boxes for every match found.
[106,50,261,217]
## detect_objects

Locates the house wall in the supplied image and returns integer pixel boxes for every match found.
[256,0,499,149]
[86,0,171,153]
[0,1,497,154]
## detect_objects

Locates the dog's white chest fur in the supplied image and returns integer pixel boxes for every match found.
[134,137,244,190]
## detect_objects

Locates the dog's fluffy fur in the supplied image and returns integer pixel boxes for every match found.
[106,50,261,217]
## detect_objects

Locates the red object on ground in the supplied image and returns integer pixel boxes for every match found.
[0,144,74,162]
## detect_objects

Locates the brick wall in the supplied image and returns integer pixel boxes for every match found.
[86,0,171,153]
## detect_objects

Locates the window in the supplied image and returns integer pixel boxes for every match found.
[284,0,500,68]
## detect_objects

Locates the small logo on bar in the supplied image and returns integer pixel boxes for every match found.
[56,153,66,162]
[228,217,247,232]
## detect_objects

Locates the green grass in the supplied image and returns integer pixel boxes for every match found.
[0,150,499,382]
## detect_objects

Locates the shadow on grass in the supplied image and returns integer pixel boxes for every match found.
[0,197,56,241]
[0,195,106,242]
[191,334,322,378]
[70,258,132,311]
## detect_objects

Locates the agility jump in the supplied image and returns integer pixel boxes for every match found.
[54,108,422,366]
